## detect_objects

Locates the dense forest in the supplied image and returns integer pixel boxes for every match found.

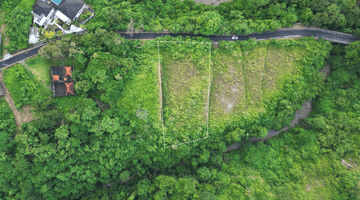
[0,0,359,199]
[84,0,360,36]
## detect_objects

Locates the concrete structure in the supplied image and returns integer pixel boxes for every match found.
[31,0,90,28]
[54,10,71,25]
[31,1,56,27]
[29,27,40,44]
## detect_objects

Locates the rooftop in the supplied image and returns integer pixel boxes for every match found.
[32,1,53,16]
[57,0,85,20]
[51,66,76,97]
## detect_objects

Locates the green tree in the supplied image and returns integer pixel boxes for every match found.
[344,41,360,73]
[195,11,223,35]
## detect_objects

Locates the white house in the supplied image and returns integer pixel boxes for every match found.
[31,0,90,27]
[31,1,56,27]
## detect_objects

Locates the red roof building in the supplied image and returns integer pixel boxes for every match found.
[53,75,59,82]
[65,82,74,95]
[51,65,76,97]
[65,66,72,77]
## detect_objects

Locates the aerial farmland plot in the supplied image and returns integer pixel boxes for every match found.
[158,41,211,148]
[210,52,246,125]
[210,40,307,129]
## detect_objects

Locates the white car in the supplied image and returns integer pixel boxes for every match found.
[232,36,238,40]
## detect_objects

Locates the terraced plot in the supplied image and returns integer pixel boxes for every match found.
[210,54,246,124]
[161,52,210,147]
[262,47,305,98]
[242,47,267,111]
[210,45,306,127]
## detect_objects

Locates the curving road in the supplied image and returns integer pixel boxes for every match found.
[1,28,359,70]
[118,28,360,44]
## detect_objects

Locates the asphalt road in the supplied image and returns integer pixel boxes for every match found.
[0,46,43,69]
[119,29,360,44]
[1,29,359,69]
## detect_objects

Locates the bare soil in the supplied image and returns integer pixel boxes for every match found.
[279,22,322,31]
[0,72,34,129]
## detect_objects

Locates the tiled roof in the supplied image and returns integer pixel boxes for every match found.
[65,82,74,95]
[33,1,53,16]
[64,66,72,76]
[57,0,85,20]
[53,75,59,82]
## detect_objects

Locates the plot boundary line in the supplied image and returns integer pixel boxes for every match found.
[157,41,211,149]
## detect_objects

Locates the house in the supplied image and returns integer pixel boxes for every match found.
[32,0,91,27]
[57,0,89,22]
[51,65,76,97]
[29,27,40,44]
[31,1,56,27]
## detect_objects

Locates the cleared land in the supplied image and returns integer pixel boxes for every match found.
[160,42,210,147]
[210,44,306,127]
[210,54,246,124]
[262,47,304,98]
[242,47,267,110]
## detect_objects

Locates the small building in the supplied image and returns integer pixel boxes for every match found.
[51,65,76,97]
[29,27,40,44]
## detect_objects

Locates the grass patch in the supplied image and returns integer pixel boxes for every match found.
[117,48,161,134]
[210,53,246,125]
[242,47,267,111]
[25,56,80,87]
[262,47,305,99]
[161,44,210,147]
[3,64,51,109]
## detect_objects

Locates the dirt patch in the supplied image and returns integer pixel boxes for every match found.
[279,22,322,30]
[319,64,331,80]
[0,72,34,129]
[20,105,34,124]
